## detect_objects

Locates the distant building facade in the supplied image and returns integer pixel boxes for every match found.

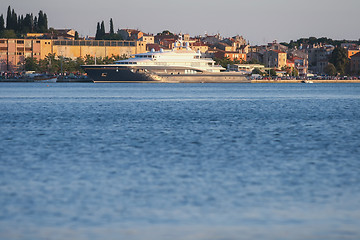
[306,44,334,74]
[215,50,247,62]
[263,50,287,69]
[118,29,144,40]
[350,52,360,74]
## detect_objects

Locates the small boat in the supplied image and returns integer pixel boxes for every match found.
[301,80,313,83]
[33,74,57,83]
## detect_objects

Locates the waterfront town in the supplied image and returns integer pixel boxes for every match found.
[1,7,360,81]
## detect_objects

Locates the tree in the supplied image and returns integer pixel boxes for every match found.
[270,68,277,77]
[34,16,38,32]
[11,9,17,32]
[6,6,12,29]
[37,10,48,32]
[252,68,263,76]
[292,68,299,77]
[110,18,114,34]
[75,31,79,40]
[247,58,260,64]
[324,63,337,76]
[0,29,17,38]
[159,30,173,35]
[24,57,38,71]
[95,22,101,40]
[329,46,349,75]
[84,55,95,65]
[100,21,105,38]
[0,14,4,32]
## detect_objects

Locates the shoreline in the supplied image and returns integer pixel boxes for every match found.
[1,79,360,83]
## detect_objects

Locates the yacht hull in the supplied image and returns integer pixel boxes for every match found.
[82,65,250,83]
[82,66,154,82]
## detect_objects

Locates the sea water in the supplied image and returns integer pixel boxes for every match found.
[0,83,360,240]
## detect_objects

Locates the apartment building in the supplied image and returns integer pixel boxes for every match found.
[0,38,146,71]
[263,50,287,69]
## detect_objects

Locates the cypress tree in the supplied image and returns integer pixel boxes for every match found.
[23,14,32,33]
[110,18,114,34]
[30,13,34,32]
[95,22,100,40]
[43,13,48,32]
[11,9,17,31]
[38,10,44,32]
[34,16,38,32]
[6,6,11,29]
[0,15,4,32]
[100,21,105,38]
[18,15,22,33]
[329,46,349,75]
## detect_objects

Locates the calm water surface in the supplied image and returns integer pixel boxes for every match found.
[0,83,360,240]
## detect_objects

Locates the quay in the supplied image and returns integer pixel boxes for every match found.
[251,79,360,83]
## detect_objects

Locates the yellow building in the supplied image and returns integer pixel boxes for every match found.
[0,38,147,71]
[51,39,146,59]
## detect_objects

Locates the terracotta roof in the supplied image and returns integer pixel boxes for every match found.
[290,56,303,61]
[192,42,208,46]
[271,50,286,54]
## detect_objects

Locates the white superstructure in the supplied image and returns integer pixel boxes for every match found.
[114,38,225,73]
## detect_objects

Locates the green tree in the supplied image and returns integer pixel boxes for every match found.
[46,53,60,73]
[214,57,240,68]
[270,68,277,77]
[11,9,17,32]
[24,57,38,71]
[75,57,85,72]
[84,55,95,65]
[292,68,299,77]
[75,31,79,40]
[324,63,337,76]
[329,46,349,75]
[0,14,4,32]
[110,18,114,34]
[252,68,263,76]
[100,21,105,38]
[37,10,47,32]
[159,30,173,35]
[6,6,11,29]
[246,58,260,64]
[0,29,17,38]
[95,22,101,40]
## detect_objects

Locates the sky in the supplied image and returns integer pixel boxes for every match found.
[1,0,359,45]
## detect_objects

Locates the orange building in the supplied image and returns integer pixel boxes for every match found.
[214,50,246,62]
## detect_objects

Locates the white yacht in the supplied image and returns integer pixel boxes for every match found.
[81,38,249,83]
